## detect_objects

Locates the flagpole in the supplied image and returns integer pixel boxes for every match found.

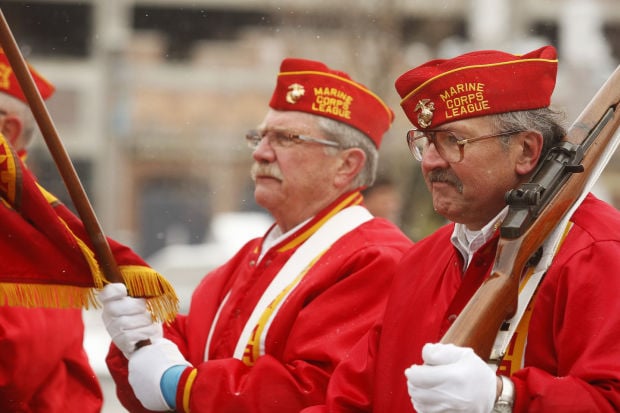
[0,9,123,285]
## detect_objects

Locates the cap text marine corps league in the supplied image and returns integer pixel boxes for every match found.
[269,58,394,148]
[395,46,558,130]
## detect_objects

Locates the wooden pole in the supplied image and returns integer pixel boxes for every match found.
[0,8,123,284]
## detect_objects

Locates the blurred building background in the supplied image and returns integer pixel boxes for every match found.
[4,0,620,254]
[3,0,620,411]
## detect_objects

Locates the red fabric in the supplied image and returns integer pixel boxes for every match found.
[305,193,620,412]
[0,136,100,291]
[0,136,157,411]
[269,58,394,147]
[0,132,153,301]
[0,50,55,102]
[0,306,102,412]
[106,191,413,412]
[395,46,558,129]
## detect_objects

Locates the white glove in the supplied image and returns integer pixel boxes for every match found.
[99,283,162,356]
[405,343,497,413]
[128,337,192,411]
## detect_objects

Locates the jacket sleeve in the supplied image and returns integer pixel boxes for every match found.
[106,344,152,413]
[512,239,620,412]
[301,322,383,413]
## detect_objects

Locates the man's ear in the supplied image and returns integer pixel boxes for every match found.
[514,131,543,176]
[334,147,366,188]
[1,115,24,147]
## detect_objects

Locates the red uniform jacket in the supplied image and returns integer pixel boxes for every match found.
[305,193,620,412]
[0,306,102,412]
[0,201,160,412]
[0,138,163,412]
[107,191,413,412]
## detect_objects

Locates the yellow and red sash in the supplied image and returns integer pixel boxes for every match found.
[492,222,573,375]
[229,197,372,365]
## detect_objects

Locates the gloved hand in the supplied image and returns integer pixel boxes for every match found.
[128,337,192,411]
[404,343,497,413]
[99,283,162,356]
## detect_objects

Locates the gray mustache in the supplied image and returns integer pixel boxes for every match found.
[427,169,463,193]
[251,163,284,181]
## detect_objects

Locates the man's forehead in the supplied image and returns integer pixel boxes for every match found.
[260,109,318,130]
[440,116,493,133]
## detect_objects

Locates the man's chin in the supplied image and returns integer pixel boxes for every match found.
[431,180,463,197]
[431,195,457,217]
[254,187,281,208]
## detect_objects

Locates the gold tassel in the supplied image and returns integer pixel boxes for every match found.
[0,282,99,309]
[119,265,179,323]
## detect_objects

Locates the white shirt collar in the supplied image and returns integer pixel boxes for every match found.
[451,207,509,270]
[259,218,310,262]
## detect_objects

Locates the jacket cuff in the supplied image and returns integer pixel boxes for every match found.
[175,367,198,413]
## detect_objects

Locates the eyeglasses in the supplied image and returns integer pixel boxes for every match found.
[406,129,526,163]
[245,129,341,150]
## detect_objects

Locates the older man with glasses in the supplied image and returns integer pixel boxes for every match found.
[101,57,413,412]
[303,45,620,413]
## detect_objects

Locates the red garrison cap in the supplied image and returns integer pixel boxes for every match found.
[0,49,55,102]
[269,58,394,148]
[395,45,558,129]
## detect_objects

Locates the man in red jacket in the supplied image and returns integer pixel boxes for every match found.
[0,51,104,412]
[101,58,413,412]
[0,49,174,413]
[303,45,620,412]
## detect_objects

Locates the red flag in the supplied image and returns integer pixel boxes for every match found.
[0,132,178,321]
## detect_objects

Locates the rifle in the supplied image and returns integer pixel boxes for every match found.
[440,64,620,360]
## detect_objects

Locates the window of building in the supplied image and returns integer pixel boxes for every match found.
[1,1,93,58]
[131,5,271,61]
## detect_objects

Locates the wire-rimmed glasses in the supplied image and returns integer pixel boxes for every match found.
[246,129,341,150]
[406,129,526,163]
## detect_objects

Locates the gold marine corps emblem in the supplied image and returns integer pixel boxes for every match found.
[414,99,435,128]
[286,83,305,104]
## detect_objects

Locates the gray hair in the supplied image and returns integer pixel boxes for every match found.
[0,93,37,150]
[316,115,379,189]
[491,107,567,167]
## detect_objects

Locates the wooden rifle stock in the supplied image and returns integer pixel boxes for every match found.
[441,65,620,360]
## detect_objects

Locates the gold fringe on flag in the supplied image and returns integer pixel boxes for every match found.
[118,265,179,323]
[0,268,179,323]
[57,208,180,323]
[0,135,179,322]
[0,283,99,309]
[41,182,180,322]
